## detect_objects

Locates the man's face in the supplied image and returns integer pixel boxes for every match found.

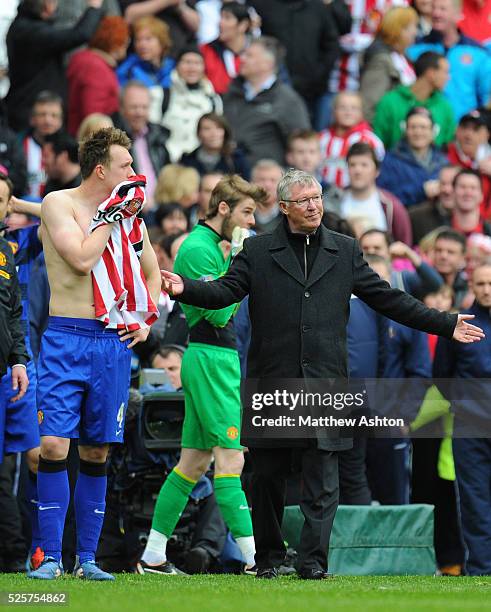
[30,102,63,138]
[429,58,450,91]
[360,232,390,258]
[471,266,491,308]
[152,352,182,390]
[222,197,256,241]
[406,115,434,150]
[198,174,222,215]
[102,145,135,191]
[333,94,363,130]
[454,174,483,213]
[42,143,59,179]
[286,139,321,175]
[252,166,283,208]
[240,43,273,81]
[432,0,459,33]
[121,86,150,134]
[348,154,378,191]
[433,238,465,275]
[0,180,10,221]
[280,182,323,234]
[456,123,488,158]
[219,10,246,44]
[177,52,204,85]
[439,166,459,211]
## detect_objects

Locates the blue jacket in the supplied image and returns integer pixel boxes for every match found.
[433,302,491,426]
[408,31,491,120]
[116,54,175,89]
[347,297,387,378]
[376,139,448,207]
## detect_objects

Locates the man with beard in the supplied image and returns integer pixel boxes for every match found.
[138,174,266,575]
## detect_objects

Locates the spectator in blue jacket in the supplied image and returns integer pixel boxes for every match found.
[407,0,491,120]
[433,263,491,575]
[377,107,448,207]
[116,16,175,124]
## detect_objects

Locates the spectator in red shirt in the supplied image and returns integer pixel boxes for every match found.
[447,111,491,218]
[451,168,491,237]
[67,16,130,136]
[201,2,251,95]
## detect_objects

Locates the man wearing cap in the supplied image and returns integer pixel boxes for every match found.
[447,110,491,217]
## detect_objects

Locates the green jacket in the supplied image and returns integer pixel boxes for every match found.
[373,85,456,150]
[173,222,237,329]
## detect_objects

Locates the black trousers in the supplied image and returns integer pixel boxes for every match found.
[338,437,371,505]
[0,454,27,562]
[249,446,339,572]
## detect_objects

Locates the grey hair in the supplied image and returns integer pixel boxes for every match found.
[277,168,322,202]
[251,158,284,181]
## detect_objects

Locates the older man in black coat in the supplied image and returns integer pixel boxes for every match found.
[162,169,482,579]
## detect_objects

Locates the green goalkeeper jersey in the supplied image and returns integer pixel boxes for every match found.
[173,221,238,334]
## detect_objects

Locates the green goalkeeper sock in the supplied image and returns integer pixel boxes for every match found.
[152,468,197,537]
[214,475,255,564]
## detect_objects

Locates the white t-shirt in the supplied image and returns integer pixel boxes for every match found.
[340,190,388,231]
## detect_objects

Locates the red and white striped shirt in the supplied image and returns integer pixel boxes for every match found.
[319,122,385,188]
[328,0,408,93]
[89,176,159,331]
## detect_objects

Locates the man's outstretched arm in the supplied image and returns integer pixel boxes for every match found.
[352,241,483,343]
[162,240,252,309]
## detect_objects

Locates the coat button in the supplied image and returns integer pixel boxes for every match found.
[302,359,309,367]
[304,291,311,298]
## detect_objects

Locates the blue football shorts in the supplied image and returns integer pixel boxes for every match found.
[0,357,40,459]
[36,317,132,445]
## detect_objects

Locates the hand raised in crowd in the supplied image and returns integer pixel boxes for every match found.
[161,270,184,296]
[478,157,491,177]
[452,314,485,343]
[11,365,29,403]
[86,0,104,8]
[388,241,422,268]
[423,179,441,199]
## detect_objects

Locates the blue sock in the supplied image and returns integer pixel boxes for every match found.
[37,458,70,564]
[74,459,107,565]
[26,470,42,554]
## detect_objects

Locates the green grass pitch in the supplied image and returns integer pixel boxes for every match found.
[1,574,491,611]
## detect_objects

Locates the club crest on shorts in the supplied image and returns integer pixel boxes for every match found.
[227,426,239,440]
[37,410,44,425]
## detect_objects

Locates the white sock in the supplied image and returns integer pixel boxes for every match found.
[236,536,256,566]
[141,529,168,565]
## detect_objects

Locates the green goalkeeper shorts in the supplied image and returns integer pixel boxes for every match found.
[180,342,243,450]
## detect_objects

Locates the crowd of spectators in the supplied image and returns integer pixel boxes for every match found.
[1,0,491,577]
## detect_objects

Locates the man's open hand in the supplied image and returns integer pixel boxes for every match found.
[118,327,150,349]
[161,270,184,296]
[453,314,485,343]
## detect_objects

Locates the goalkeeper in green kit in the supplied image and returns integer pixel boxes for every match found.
[138,175,267,575]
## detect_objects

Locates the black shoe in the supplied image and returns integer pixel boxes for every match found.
[136,559,186,575]
[256,567,278,579]
[297,569,334,580]
[185,547,212,574]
